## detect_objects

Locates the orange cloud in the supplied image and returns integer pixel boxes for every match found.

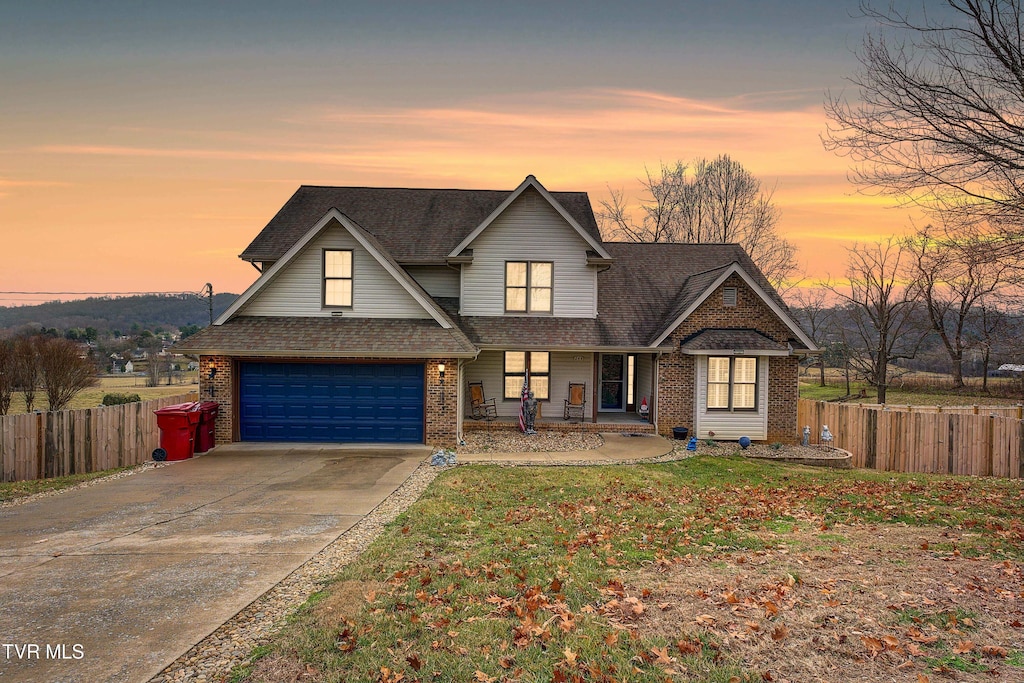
[4,87,916,303]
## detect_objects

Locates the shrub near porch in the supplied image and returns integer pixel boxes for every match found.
[243,458,1024,683]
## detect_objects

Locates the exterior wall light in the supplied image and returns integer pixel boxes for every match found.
[438,363,445,379]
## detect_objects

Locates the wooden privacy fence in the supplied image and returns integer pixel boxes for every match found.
[798,399,1024,479]
[1,392,198,483]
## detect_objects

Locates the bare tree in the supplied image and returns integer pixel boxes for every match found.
[972,301,1011,390]
[600,155,798,289]
[37,337,97,412]
[0,339,14,415]
[904,222,1015,387]
[13,336,40,412]
[824,0,1024,233]
[825,238,922,403]
[599,162,689,243]
[788,287,833,387]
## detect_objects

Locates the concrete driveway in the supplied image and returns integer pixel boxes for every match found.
[0,444,427,683]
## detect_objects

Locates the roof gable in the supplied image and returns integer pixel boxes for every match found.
[648,262,816,349]
[240,182,602,264]
[447,176,612,259]
[217,209,455,329]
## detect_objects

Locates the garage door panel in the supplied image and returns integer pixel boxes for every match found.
[239,362,425,443]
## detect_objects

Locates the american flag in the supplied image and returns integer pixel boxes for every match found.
[518,369,530,433]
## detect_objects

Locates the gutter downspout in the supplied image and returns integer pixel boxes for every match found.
[457,358,465,444]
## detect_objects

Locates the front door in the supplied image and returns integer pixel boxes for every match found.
[600,354,626,411]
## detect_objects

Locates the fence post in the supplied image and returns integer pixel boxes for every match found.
[35,412,44,480]
[986,414,994,477]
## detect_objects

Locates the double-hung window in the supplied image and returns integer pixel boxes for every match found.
[323,250,353,307]
[505,261,552,313]
[503,351,550,399]
[707,356,757,410]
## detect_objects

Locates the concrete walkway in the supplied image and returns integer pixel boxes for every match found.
[458,432,675,464]
[0,445,427,683]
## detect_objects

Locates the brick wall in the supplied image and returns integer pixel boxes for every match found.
[425,357,459,447]
[766,355,799,443]
[199,355,233,445]
[655,352,695,439]
[655,275,800,443]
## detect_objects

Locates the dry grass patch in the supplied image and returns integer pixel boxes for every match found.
[311,580,385,628]
[628,524,1024,682]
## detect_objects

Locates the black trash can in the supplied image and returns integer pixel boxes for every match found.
[672,426,689,440]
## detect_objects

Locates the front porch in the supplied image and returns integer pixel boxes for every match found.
[461,349,658,428]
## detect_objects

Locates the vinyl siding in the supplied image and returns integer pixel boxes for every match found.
[406,265,460,298]
[460,188,597,317]
[636,354,654,414]
[463,350,594,419]
[693,355,768,440]
[239,221,431,318]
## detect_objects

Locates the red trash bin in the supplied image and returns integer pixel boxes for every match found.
[154,402,200,461]
[194,401,219,454]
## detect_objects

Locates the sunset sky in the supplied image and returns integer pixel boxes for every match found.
[0,1,925,306]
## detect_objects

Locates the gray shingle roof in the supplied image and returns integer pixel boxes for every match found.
[679,329,791,353]
[240,186,601,263]
[173,317,477,357]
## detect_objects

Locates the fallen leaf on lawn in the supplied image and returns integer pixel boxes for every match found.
[550,577,563,593]
[952,640,974,654]
[695,614,717,626]
[405,654,422,671]
[907,628,939,644]
[861,636,885,657]
[498,656,514,669]
[651,646,673,666]
[563,646,577,666]
[474,671,495,683]
[981,645,1008,657]
[604,632,619,646]
[771,625,789,642]
[917,675,930,683]
[950,638,974,655]
[677,638,701,655]
[882,635,901,649]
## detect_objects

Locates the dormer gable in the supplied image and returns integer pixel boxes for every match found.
[217,209,453,327]
[455,179,610,318]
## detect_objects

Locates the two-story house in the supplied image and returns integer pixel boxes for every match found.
[176,176,816,447]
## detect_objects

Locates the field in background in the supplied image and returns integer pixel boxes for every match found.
[4,374,199,415]
[799,367,1023,407]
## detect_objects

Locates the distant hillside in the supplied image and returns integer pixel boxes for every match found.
[0,293,238,334]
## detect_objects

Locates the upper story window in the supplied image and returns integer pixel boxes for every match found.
[323,249,353,307]
[505,261,552,313]
[707,356,757,411]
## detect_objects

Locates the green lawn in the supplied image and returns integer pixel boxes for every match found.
[0,467,132,503]
[236,457,1024,683]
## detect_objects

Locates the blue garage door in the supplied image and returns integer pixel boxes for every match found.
[239,362,425,443]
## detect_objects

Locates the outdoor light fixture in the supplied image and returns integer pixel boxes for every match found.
[438,363,445,379]
[206,366,218,398]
